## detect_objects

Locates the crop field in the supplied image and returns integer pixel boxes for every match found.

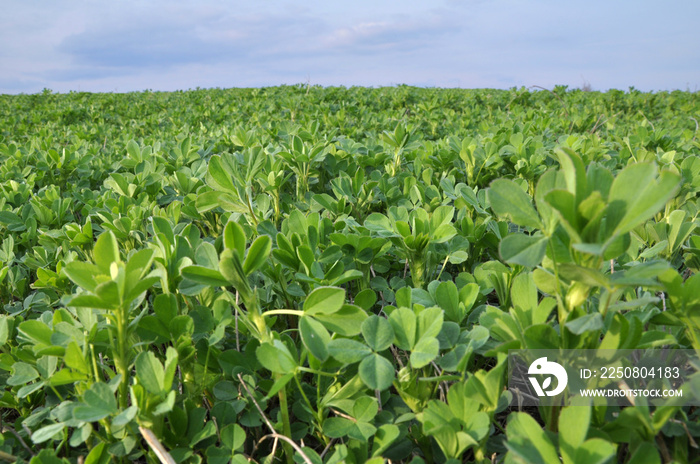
[0,85,699,463]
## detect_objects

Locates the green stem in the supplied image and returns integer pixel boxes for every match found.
[546,240,566,326]
[244,292,295,464]
[90,343,100,383]
[683,318,700,355]
[115,306,130,410]
[263,309,304,318]
[409,255,426,289]
[435,254,450,282]
[277,376,294,464]
[546,404,560,432]
[246,189,259,227]
[298,366,336,377]
[293,374,317,424]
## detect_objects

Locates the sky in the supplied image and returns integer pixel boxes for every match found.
[1,0,699,94]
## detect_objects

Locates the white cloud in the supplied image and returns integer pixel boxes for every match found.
[0,0,698,93]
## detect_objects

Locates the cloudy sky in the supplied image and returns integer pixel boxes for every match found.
[2,0,698,94]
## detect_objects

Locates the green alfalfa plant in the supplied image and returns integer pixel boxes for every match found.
[183,220,375,462]
[181,220,302,463]
[278,134,329,199]
[364,205,457,288]
[196,147,270,227]
[63,231,160,411]
[505,401,617,464]
[382,124,412,177]
[487,147,681,320]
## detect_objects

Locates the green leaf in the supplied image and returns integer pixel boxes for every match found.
[371,424,400,457]
[221,423,246,451]
[364,213,394,236]
[416,306,444,340]
[135,351,165,395]
[182,265,229,287]
[190,421,217,446]
[430,205,455,231]
[63,262,102,292]
[354,288,377,311]
[195,190,225,213]
[31,423,64,444]
[432,223,457,243]
[125,275,159,303]
[449,250,469,264]
[207,155,237,193]
[435,281,460,322]
[574,438,616,464]
[0,316,8,345]
[299,316,331,362]
[84,442,110,464]
[499,234,548,267]
[304,286,346,316]
[353,396,379,422]
[388,307,416,350]
[565,313,604,335]
[0,211,22,225]
[256,342,297,374]
[359,353,395,390]
[112,405,138,427]
[488,179,542,229]
[609,165,681,237]
[264,373,294,400]
[205,446,229,464]
[555,147,587,202]
[219,248,250,295]
[361,315,394,352]
[18,320,53,346]
[544,189,580,240]
[243,235,271,275]
[328,338,372,363]
[323,417,354,438]
[93,231,120,274]
[559,404,590,458]
[224,220,247,260]
[626,442,660,464]
[558,263,609,288]
[7,362,40,385]
[523,324,559,350]
[313,304,367,336]
[73,382,117,422]
[47,369,87,386]
[506,412,559,464]
[410,336,440,368]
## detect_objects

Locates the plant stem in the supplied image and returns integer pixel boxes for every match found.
[115,304,130,410]
[276,375,295,464]
[245,293,294,464]
[435,254,450,281]
[263,309,305,318]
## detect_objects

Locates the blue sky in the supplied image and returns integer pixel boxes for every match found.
[1,0,698,94]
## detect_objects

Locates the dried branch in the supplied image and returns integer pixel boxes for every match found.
[139,426,177,464]
[257,434,314,464]
[2,425,34,457]
[237,373,276,433]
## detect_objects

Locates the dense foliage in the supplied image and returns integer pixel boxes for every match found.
[0,85,698,463]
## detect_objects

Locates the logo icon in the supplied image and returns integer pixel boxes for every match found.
[528,357,568,396]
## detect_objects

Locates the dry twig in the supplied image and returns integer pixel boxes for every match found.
[237,373,314,464]
[139,426,177,464]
